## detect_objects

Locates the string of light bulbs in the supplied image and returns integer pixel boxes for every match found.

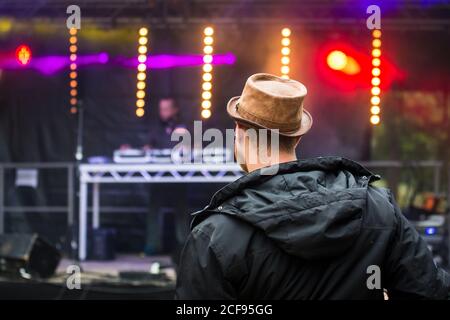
[281,28,291,79]
[201,26,214,119]
[370,29,382,125]
[136,27,148,118]
[69,28,78,114]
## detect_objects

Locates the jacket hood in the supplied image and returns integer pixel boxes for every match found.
[192,157,379,260]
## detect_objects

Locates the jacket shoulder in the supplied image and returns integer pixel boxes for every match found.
[364,185,398,229]
[191,212,260,272]
[193,212,255,246]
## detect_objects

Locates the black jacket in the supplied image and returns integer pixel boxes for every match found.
[175,157,450,299]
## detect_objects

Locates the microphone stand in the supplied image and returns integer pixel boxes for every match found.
[70,101,84,263]
[75,102,84,163]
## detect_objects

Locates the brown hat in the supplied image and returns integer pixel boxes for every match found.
[227,73,313,137]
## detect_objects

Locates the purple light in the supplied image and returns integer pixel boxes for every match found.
[0,52,109,75]
[31,56,68,75]
[0,52,235,75]
[98,53,109,64]
[77,53,110,66]
[119,53,236,69]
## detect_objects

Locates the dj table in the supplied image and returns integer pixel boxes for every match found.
[78,163,243,260]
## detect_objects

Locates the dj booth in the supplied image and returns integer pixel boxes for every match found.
[78,162,243,260]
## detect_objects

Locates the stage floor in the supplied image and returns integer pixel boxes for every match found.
[0,254,176,299]
[57,254,176,279]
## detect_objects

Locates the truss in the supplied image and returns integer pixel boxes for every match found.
[1,0,449,31]
[79,163,243,183]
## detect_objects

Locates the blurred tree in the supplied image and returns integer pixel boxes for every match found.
[371,89,450,205]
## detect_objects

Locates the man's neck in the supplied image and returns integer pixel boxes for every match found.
[246,152,297,173]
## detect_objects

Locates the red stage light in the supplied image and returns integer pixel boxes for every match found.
[317,40,404,92]
[15,45,32,66]
[326,50,360,75]
[327,50,347,70]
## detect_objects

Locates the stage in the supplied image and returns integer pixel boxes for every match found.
[0,255,176,300]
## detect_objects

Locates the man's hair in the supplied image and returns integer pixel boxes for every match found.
[238,122,299,153]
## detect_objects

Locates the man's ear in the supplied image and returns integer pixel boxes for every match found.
[235,122,245,141]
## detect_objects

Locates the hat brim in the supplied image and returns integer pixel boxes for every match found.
[226,96,313,137]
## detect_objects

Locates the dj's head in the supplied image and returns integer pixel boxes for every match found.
[158,97,179,122]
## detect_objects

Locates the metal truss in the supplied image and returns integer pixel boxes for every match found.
[79,163,243,183]
[1,0,449,31]
[78,162,243,260]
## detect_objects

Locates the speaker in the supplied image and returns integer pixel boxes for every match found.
[90,228,116,261]
[0,233,61,278]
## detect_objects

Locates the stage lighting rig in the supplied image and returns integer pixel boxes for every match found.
[280,28,291,79]
[136,27,148,118]
[201,26,214,119]
[68,28,78,114]
[370,29,381,125]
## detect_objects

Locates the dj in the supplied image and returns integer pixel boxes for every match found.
[144,98,189,256]
[145,98,188,150]
[175,73,450,299]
